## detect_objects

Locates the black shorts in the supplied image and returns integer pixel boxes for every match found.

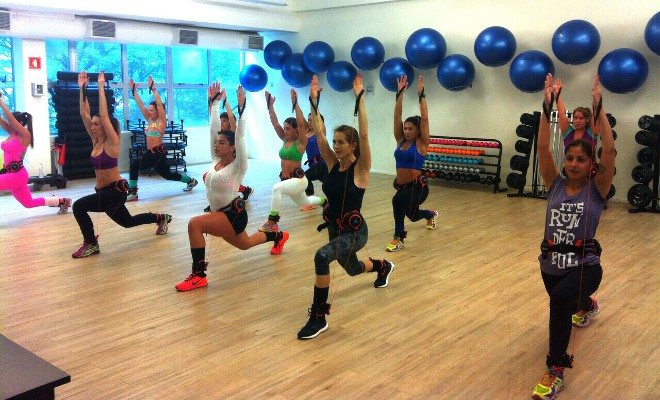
[218,197,248,235]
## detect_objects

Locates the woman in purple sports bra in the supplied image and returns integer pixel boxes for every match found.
[531,74,615,400]
[0,94,71,214]
[70,71,171,259]
[386,75,437,253]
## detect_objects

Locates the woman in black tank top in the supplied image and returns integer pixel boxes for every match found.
[296,74,395,340]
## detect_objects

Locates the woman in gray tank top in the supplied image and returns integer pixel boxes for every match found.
[531,74,616,400]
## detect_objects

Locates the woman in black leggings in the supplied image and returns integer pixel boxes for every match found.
[72,71,171,258]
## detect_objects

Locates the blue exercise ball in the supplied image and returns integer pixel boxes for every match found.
[405,28,446,69]
[645,11,660,55]
[302,41,335,74]
[379,57,415,92]
[437,54,475,91]
[598,48,649,94]
[474,26,517,67]
[327,61,357,92]
[239,64,268,92]
[264,40,292,70]
[351,37,385,71]
[552,20,600,65]
[281,53,313,88]
[509,50,555,93]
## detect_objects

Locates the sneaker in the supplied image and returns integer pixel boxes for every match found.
[259,219,279,232]
[572,299,600,327]
[240,186,253,200]
[72,240,100,258]
[374,260,395,288]
[126,189,138,202]
[532,366,565,400]
[270,231,289,255]
[183,178,198,192]
[156,214,172,235]
[297,305,330,340]
[204,205,211,213]
[386,237,404,252]
[57,198,72,214]
[175,273,208,291]
[299,204,317,211]
[426,210,439,230]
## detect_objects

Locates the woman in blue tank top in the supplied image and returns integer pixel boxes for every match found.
[386,75,437,253]
[296,75,394,340]
[531,74,616,400]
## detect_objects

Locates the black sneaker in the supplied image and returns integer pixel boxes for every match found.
[297,304,330,340]
[374,260,395,288]
[240,186,253,200]
[204,205,211,213]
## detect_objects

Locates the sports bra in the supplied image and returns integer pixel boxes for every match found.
[90,149,118,170]
[279,142,304,162]
[145,120,161,137]
[394,140,425,170]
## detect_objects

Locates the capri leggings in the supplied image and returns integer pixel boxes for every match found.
[314,223,368,276]
[0,168,47,208]
[392,177,433,236]
[73,180,158,244]
[129,145,183,183]
[270,176,313,212]
[541,264,602,365]
[304,161,328,196]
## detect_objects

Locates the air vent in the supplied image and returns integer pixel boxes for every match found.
[87,19,116,38]
[248,35,264,50]
[0,10,10,31]
[178,28,199,45]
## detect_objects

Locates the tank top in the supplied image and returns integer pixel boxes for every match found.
[563,127,596,149]
[322,160,365,220]
[539,176,605,275]
[1,135,27,167]
[394,140,425,170]
[305,134,324,165]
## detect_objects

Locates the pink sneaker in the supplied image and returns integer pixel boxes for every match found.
[270,231,290,255]
[175,274,208,291]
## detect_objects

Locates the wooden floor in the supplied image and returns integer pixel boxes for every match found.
[1,159,658,399]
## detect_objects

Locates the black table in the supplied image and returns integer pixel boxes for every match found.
[1,334,71,400]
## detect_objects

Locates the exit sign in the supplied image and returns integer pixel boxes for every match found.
[28,57,41,70]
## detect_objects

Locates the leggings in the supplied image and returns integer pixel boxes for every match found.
[392,179,433,237]
[305,162,328,196]
[270,176,314,213]
[314,223,368,276]
[541,264,602,365]
[129,146,183,184]
[0,168,49,208]
[73,180,158,244]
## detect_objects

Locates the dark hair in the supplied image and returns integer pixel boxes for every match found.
[334,125,360,158]
[218,130,236,145]
[220,112,229,120]
[404,115,421,133]
[13,111,34,148]
[91,114,122,141]
[564,139,594,160]
[283,117,297,129]
[572,107,592,128]
[150,100,166,115]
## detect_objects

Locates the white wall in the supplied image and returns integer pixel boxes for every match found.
[253,0,659,202]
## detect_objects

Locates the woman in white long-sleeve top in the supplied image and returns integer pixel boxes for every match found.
[175,83,290,292]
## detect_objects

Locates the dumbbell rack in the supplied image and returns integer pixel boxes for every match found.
[423,135,505,193]
[628,114,659,214]
[127,119,188,174]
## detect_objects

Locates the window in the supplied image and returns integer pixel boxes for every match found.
[210,49,242,111]
[172,88,206,127]
[46,39,70,133]
[0,36,14,139]
[76,41,122,80]
[128,88,167,124]
[172,47,208,84]
[127,44,166,83]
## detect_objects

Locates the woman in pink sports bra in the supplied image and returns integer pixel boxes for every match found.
[0,94,70,214]
[70,71,171,259]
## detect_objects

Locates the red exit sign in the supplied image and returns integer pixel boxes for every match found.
[28,57,41,70]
